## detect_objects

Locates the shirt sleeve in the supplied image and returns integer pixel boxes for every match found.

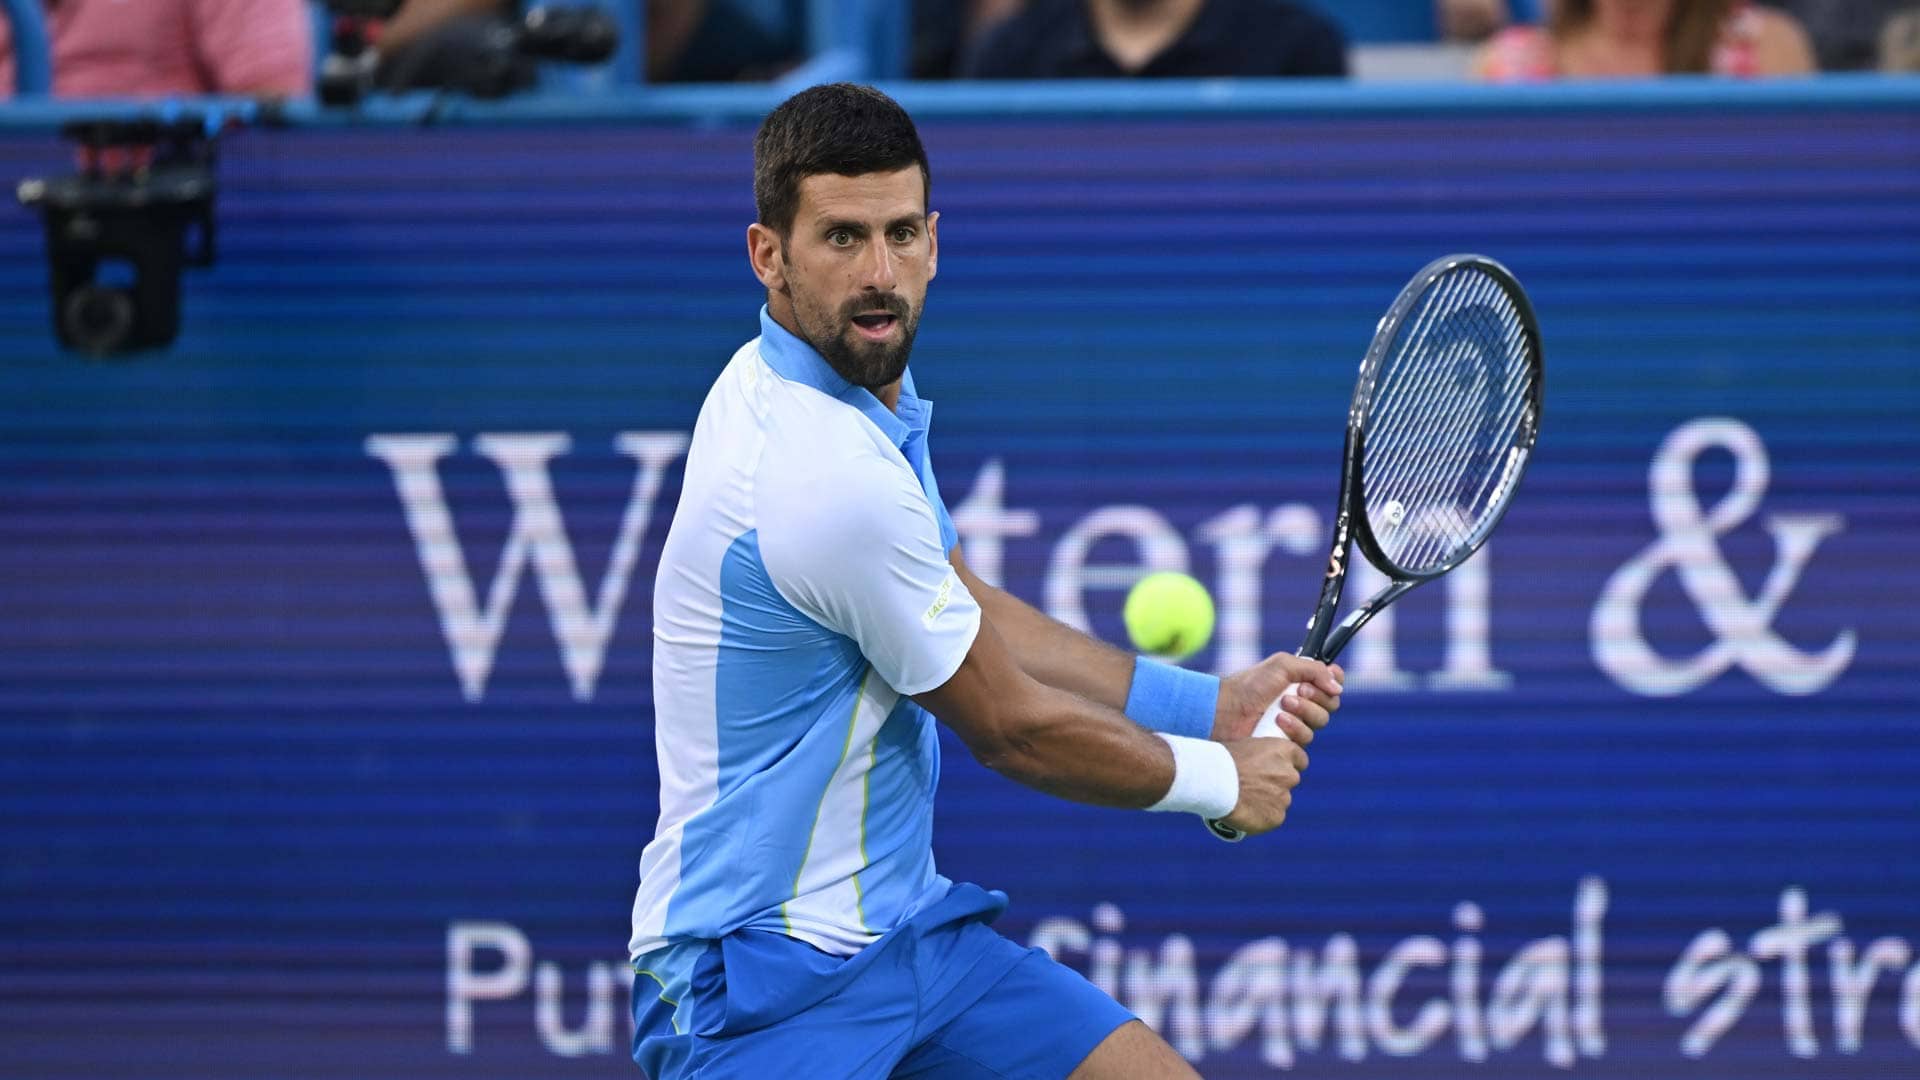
[757,445,981,697]
[191,0,315,96]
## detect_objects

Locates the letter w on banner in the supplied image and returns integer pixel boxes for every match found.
[367,433,690,703]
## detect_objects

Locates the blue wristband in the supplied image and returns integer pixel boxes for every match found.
[1123,656,1220,741]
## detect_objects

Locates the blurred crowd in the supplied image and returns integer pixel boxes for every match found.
[1,0,1916,102]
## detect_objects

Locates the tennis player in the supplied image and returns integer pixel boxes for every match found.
[628,83,1345,1080]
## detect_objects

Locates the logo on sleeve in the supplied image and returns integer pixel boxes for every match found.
[922,573,956,629]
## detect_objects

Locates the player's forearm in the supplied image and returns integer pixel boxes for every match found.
[970,680,1175,808]
[918,616,1174,809]
[969,574,1219,742]
[974,583,1134,709]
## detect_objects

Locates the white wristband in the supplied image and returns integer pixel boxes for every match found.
[1145,734,1239,821]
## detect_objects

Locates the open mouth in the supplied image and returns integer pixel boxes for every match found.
[850,312,898,341]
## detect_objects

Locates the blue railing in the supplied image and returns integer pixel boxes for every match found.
[2,0,50,96]
[0,74,1914,132]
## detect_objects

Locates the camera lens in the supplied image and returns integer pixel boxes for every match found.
[62,285,137,357]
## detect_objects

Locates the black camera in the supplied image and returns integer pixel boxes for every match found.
[319,2,618,105]
[16,119,218,357]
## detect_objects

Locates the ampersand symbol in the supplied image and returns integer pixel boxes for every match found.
[1592,417,1855,697]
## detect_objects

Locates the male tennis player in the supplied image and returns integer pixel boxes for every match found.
[628,83,1344,1080]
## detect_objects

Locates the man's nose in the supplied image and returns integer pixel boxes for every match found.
[859,239,897,291]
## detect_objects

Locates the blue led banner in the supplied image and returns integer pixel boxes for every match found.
[1,88,1916,1078]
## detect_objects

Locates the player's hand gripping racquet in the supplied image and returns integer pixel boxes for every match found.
[1209,254,1544,841]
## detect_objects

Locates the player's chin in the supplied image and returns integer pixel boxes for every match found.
[840,338,907,381]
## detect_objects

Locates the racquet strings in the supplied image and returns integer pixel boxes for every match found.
[1360,266,1537,575]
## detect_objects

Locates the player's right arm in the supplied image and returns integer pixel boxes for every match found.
[756,431,1301,835]
[915,610,1305,834]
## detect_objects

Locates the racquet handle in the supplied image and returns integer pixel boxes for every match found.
[1205,682,1301,842]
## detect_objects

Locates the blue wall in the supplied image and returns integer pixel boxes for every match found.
[2,82,1918,1077]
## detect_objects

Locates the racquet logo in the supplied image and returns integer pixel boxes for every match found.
[1326,513,1349,579]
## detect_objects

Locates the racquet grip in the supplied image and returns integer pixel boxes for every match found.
[1206,683,1301,842]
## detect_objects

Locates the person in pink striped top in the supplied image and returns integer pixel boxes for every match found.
[0,0,313,99]
[1473,0,1816,80]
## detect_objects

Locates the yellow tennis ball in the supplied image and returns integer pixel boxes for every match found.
[1123,571,1216,661]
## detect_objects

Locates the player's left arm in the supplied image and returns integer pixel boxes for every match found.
[948,544,1342,744]
[947,543,1132,707]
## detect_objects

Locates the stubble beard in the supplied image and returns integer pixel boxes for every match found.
[789,286,920,391]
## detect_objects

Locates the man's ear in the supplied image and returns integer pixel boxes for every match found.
[747,223,785,292]
[926,210,939,282]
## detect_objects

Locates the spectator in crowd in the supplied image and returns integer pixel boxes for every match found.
[1450,0,1907,70]
[1440,0,1514,42]
[371,0,516,90]
[962,0,1348,78]
[914,0,1026,77]
[1439,0,1547,42]
[0,0,312,98]
[1771,0,1915,69]
[1884,5,1920,68]
[1473,0,1815,79]
[645,0,802,82]
[367,0,527,92]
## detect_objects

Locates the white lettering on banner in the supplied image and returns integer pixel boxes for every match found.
[1127,933,1205,1059]
[1665,887,1920,1060]
[1592,417,1854,697]
[1030,877,1607,1070]
[1196,505,1320,676]
[446,921,632,1056]
[1368,935,1450,1056]
[1338,551,1511,692]
[367,432,689,703]
[949,457,1039,587]
[1832,936,1912,1053]
[376,442,1511,701]
[447,883,1920,1066]
[446,922,530,1053]
[1665,929,1760,1057]
[1045,505,1189,632]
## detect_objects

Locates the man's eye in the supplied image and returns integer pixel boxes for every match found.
[828,230,854,246]
[891,226,916,243]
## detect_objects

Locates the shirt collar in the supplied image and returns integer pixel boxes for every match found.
[756,305,928,449]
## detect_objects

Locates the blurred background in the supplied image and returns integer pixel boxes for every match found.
[1,2,1917,1078]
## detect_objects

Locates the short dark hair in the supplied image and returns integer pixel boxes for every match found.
[753,83,930,238]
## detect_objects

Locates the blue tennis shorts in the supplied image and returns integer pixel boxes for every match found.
[630,882,1134,1080]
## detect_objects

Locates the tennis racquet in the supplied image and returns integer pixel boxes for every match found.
[1209,254,1544,841]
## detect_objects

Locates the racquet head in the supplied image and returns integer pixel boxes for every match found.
[1348,254,1543,585]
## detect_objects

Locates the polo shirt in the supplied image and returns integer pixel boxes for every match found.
[629,307,982,965]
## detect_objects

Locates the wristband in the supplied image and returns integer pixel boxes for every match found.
[1123,656,1220,741]
[1145,734,1239,820]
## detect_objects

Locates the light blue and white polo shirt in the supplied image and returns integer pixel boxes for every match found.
[629,306,982,970]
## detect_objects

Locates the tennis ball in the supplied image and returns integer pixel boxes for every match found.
[1123,571,1216,661]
